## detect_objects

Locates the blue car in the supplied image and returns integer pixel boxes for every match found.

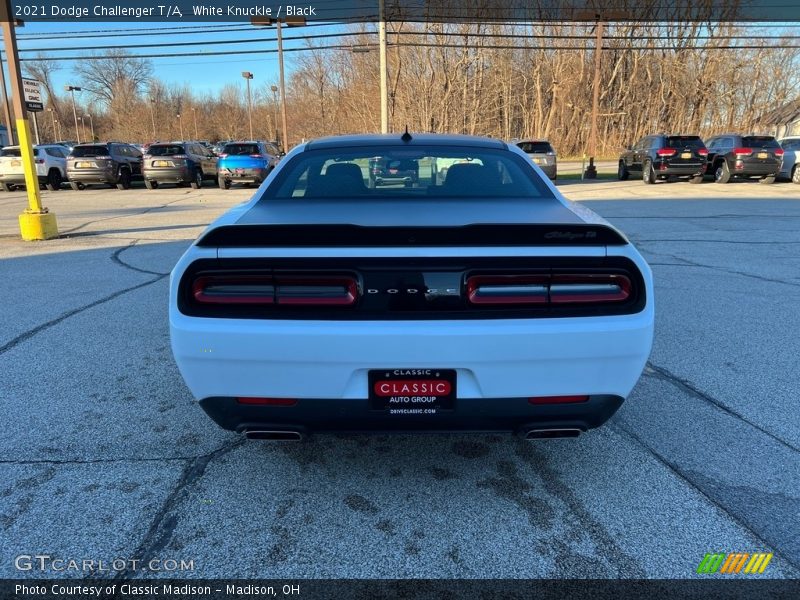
[217,141,281,189]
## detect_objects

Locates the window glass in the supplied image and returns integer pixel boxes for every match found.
[266,145,554,200]
[516,141,554,154]
[71,145,109,157]
[223,143,260,155]
[148,144,187,156]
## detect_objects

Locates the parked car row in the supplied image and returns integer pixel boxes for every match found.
[0,140,284,191]
[618,133,800,184]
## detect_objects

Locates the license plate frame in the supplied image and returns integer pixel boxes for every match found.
[10,159,20,167]
[76,161,91,168]
[757,152,768,159]
[681,152,692,159]
[368,369,456,414]
[154,160,170,167]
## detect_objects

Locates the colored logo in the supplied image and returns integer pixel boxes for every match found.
[697,552,773,574]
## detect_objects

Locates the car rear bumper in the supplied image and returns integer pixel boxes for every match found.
[170,311,653,432]
[655,162,704,176]
[0,174,47,184]
[68,168,117,183]
[219,167,269,181]
[733,163,780,177]
[199,394,625,435]
[144,166,191,182]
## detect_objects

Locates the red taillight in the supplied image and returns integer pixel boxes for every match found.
[466,273,631,306]
[656,148,677,157]
[237,397,297,406]
[466,275,548,305]
[774,148,784,157]
[697,148,709,156]
[549,274,631,304]
[192,274,358,306]
[734,147,753,156]
[529,395,590,405]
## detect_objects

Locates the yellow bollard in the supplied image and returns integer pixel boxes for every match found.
[15,117,58,240]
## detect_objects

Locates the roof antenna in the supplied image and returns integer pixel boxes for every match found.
[401,127,412,143]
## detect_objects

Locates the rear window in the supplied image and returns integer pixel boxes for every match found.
[742,136,779,148]
[223,143,260,156]
[1,148,39,157]
[71,145,109,157]
[516,141,554,154]
[781,138,800,150]
[666,136,705,149]
[148,145,186,156]
[267,145,553,200]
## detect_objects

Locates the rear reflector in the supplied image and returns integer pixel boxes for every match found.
[529,395,590,405]
[466,273,631,306]
[656,148,677,157]
[774,149,785,157]
[734,147,753,156]
[192,273,358,306]
[698,148,709,156]
[237,397,297,406]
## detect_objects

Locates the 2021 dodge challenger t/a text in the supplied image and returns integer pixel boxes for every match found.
[169,134,654,440]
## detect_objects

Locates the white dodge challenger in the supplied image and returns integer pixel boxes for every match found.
[170,134,654,440]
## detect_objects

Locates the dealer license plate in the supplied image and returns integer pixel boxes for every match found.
[757,152,768,159]
[369,369,456,415]
[681,152,692,159]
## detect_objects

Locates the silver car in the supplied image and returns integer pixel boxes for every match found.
[515,139,558,180]
[778,137,800,183]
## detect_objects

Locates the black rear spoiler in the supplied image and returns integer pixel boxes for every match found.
[196,224,628,248]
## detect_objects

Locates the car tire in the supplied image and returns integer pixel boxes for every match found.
[144,179,158,190]
[2,182,14,192]
[714,161,731,184]
[642,161,655,184]
[617,161,630,181]
[45,169,62,191]
[70,181,85,191]
[218,176,230,190]
[190,169,203,189]
[689,174,704,184]
[792,165,800,184]
[116,169,132,190]
[760,175,776,185]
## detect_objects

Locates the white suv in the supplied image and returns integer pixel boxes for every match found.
[0,144,68,192]
[779,137,800,183]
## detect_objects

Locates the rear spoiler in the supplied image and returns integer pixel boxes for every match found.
[197,224,628,248]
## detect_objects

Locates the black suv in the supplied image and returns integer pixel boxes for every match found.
[67,143,143,190]
[618,134,707,184]
[704,134,783,184]
[143,141,218,189]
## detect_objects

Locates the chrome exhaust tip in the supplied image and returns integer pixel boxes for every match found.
[244,430,303,441]
[525,428,582,440]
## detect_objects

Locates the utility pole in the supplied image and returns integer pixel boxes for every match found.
[378,0,388,133]
[149,98,156,140]
[584,18,604,179]
[177,113,183,139]
[1,1,58,239]
[47,107,56,142]
[65,85,81,143]
[191,107,198,139]
[0,50,14,144]
[85,113,94,141]
[30,111,39,144]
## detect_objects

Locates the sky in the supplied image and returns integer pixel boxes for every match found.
[10,20,353,99]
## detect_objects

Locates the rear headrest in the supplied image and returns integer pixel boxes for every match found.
[325,162,364,183]
[443,163,501,194]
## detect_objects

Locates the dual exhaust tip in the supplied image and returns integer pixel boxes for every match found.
[244,429,303,441]
[243,428,581,441]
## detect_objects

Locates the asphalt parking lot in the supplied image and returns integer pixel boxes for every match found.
[0,178,798,580]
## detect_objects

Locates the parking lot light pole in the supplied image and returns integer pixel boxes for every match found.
[64,84,81,144]
[47,107,56,141]
[84,113,94,141]
[251,16,305,151]
[176,113,183,140]
[78,116,86,142]
[379,0,388,133]
[2,0,58,240]
[270,85,279,144]
[241,71,254,140]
